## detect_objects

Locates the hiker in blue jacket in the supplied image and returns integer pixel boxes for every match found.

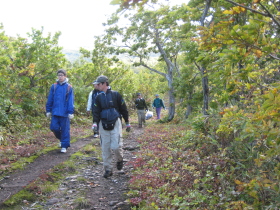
[46,69,74,153]
[152,94,165,119]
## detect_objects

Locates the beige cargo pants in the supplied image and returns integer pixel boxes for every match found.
[99,118,123,171]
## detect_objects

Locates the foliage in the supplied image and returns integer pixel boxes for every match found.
[1,0,280,208]
[128,120,280,209]
[98,3,187,120]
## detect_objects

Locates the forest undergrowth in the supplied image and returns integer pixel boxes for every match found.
[1,112,280,209]
[0,117,91,174]
[127,115,280,209]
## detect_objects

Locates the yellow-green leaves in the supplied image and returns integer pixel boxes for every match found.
[223,6,246,15]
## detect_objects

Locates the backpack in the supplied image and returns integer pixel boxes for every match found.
[53,83,72,101]
[99,91,120,130]
[91,89,101,112]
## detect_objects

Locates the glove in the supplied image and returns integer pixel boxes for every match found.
[92,123,98,132]
[46,112,51,118]
[126,123,131,132]
[68,114,74,119]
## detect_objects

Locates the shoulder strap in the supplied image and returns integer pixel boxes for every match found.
[53,83,57,95]
[111,91,118,108]
[66,84,72,101]
[91,90,95,101]
[107,91,114,108]
[53,83,72,101]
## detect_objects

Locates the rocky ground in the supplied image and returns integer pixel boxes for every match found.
[0,124,143,210]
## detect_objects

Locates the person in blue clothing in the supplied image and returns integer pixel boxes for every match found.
[87,82,101,138]
[46,69,74,153]
[152,94,165,120]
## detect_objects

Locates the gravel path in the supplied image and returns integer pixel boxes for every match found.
[0,124,143,209]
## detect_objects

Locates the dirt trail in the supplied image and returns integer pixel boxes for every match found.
[0,124,143,209]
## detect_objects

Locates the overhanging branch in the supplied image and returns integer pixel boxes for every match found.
[225,0,280,28]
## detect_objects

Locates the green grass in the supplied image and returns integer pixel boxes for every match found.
[73,196,91,209]
[2,139,96,208]
[3,190,36,206]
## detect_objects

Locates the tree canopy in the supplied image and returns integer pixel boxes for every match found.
[1,0,280,208]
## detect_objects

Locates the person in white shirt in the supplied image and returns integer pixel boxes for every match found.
[87,82,101,138]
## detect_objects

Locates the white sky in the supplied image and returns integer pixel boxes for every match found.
[0,0,186,51]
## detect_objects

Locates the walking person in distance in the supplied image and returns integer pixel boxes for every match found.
[135,93,148,128]
[152,94,165,120]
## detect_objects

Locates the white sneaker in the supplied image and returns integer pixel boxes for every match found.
[61,148,67,153]
[93,134,99,138]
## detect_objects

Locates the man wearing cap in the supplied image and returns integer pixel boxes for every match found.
[152,94,165,120]
[87,82,101,138]
[46,69,74,153]
[92,75,131,178]
[135,93,148,128]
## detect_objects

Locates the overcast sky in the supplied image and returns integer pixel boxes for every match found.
[0,0,186,51]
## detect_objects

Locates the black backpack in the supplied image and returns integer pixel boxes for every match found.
[99,91,120,130]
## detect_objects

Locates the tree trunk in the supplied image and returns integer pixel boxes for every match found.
[167,86,175,121]
[201,67,209,115]
[198,0,212,115]
[186,92,193,119]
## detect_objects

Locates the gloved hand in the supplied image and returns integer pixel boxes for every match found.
[68,114,74,119]
[126,123,131,132]
[46,112,51,118]
[92,123,98,132]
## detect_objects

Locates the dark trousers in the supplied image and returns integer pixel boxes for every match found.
[94,123,99,135]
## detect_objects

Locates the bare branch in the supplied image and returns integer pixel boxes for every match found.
[259,2,280,28]
[201,0,212,26]
[225,0,280,28]
[154,28,176,71]
[141,62,166,78]
[269,53,280,60]
[225,0,269,16]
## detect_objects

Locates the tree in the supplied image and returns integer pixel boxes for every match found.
[100,4,185,121]
[110,0,159,9]
[78,36,138,112]
[1,27,66,116]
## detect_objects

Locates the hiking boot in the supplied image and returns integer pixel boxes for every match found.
[61,148,67,153]
[103,170,113,178]
[93,134,99,138]
[117,160,123,170]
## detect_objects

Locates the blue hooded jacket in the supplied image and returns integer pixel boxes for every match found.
[46,78,74,117]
